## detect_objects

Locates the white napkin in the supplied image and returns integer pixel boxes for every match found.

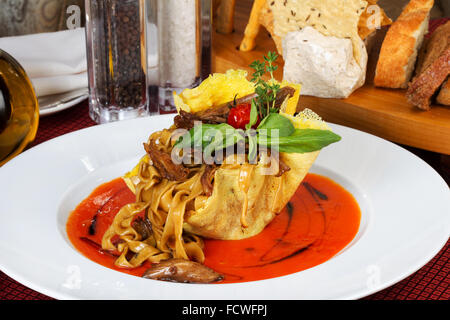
[0,26,158,98]
[0,28,87,97]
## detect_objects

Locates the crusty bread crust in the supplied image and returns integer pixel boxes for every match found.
[437,79,450,106]
[374,0,434,89]
[406,47,450,110]
[415,20,450,106]
[416,21,450,75]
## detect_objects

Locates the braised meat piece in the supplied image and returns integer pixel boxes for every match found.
[132,216,153,240]
[142,258,224,283]
[144,142,190,181]
[174,110,202,131]
[276,159,291,177]
[174,103,234,130]
[201,165,218,196]
[273,86,296,110]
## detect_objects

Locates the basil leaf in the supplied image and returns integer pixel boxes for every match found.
[258,129,341,153]
[174,128,196,149]
[175,124,218,149]
[257,113,295,137]
[175,123,243,155]
[224,129,246,149]
[202,123,234,143]
[245,100,258,130]
[203,125,245,161]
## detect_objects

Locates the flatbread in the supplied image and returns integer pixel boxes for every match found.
[241,0,391,57]
[269,0,368,63]
[259,1,284,54]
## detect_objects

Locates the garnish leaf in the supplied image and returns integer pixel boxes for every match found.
[258,129,342,153]
[257,113,295,137]
[249,51,281,118]
[265,51,279,77]
[175,123,244,153]
[249,60,265,83]
[245,100,258,130]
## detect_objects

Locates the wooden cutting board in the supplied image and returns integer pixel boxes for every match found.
[211,1,450,155]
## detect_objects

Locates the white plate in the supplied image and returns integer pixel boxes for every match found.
[39,90,88,116]
[0,115,448,300]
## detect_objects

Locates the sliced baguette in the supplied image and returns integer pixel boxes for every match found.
[374,0,434,89]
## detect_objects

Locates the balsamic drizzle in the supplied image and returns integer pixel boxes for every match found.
[303,182,328,200]
[302,181,328,221]
[88,216,97,235]
[258,201,294,262]
[241,245,312,268]
[286,201,294,215]
[283,201,294,237]
[235,182,329,269]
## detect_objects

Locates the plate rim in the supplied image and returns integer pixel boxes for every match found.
[39,95,88,117]
[0,114,448,300]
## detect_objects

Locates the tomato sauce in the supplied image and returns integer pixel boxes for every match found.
[66,174,361,282]
[66,178,149,277]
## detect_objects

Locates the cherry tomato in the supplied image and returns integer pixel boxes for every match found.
[227,103,259,130]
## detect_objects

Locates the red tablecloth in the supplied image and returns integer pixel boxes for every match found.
[0,100,448,300]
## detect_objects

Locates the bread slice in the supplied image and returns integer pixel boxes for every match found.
[416,21,450,75]
[415,20,450,106]
[374,0,434,89]
[437,79,450,105]
[406,47,450,110]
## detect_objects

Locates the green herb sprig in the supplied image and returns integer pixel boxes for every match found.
[249,51,281,118]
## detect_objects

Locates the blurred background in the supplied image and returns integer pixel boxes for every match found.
[0,0,447,37]
[378,0,448,20]
[0,0,85,37]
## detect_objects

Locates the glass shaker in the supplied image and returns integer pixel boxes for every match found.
[151,0,212,113]
[85,0,149,124]
[0,49,39,166]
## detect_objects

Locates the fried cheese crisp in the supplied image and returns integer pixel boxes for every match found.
[173,69,255,113]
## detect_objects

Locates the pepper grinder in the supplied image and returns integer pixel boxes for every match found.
[85,0,149,123]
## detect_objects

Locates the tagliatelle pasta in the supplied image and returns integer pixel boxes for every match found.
[102,129,207,267]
